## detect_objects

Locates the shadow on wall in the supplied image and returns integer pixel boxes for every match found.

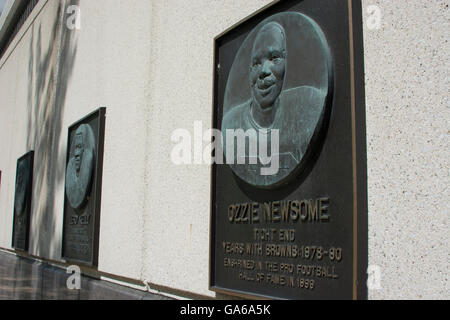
[25,0,79,259]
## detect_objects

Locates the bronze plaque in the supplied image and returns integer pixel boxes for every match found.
[12,151,34,252]
[62,108,106,266]
[210,0,368,300]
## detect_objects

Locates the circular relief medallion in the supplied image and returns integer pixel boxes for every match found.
[222,12,333,189]
[65,124,96,210]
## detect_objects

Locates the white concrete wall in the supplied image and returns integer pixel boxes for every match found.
[0,0,58,253]
[0,0,448,300]
[0,0,154,280]
[59,0,154,281]
[362,0,449,299]
[141,0,274,297]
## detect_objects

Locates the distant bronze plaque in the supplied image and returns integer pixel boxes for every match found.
[12,151,34,251]
[210,0,368,300]
[62,108,106,266]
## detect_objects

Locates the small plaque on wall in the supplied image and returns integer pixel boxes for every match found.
[12,151,34,251]
[62,108,106,266]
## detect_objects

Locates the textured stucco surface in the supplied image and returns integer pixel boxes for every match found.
[362,0,449,300]
[142,0,274,297]
[0,0,448,300]
[0,0,61,254]
[60,0,153,283]
[0,0,154,281]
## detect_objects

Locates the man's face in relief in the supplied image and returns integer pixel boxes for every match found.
[250,22,287,110]
[74,133,84,174]
[15,166,26,214]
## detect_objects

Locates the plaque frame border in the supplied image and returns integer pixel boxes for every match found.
[208,0,368,300]
[61,107,106,268]
[11,150,35,252]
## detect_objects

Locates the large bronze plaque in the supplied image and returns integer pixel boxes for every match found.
[12,151,34,252]
[62,108,106,266]
[210,0,368,300]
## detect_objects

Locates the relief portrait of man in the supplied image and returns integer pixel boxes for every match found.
[65,124,96,210]
[14,159,30,216]
[221,12,333,188]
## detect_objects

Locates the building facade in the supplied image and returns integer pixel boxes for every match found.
[0,0,448,300]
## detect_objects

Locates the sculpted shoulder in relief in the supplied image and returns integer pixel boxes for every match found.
[65,124,96,210]
[222,13,333,188]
